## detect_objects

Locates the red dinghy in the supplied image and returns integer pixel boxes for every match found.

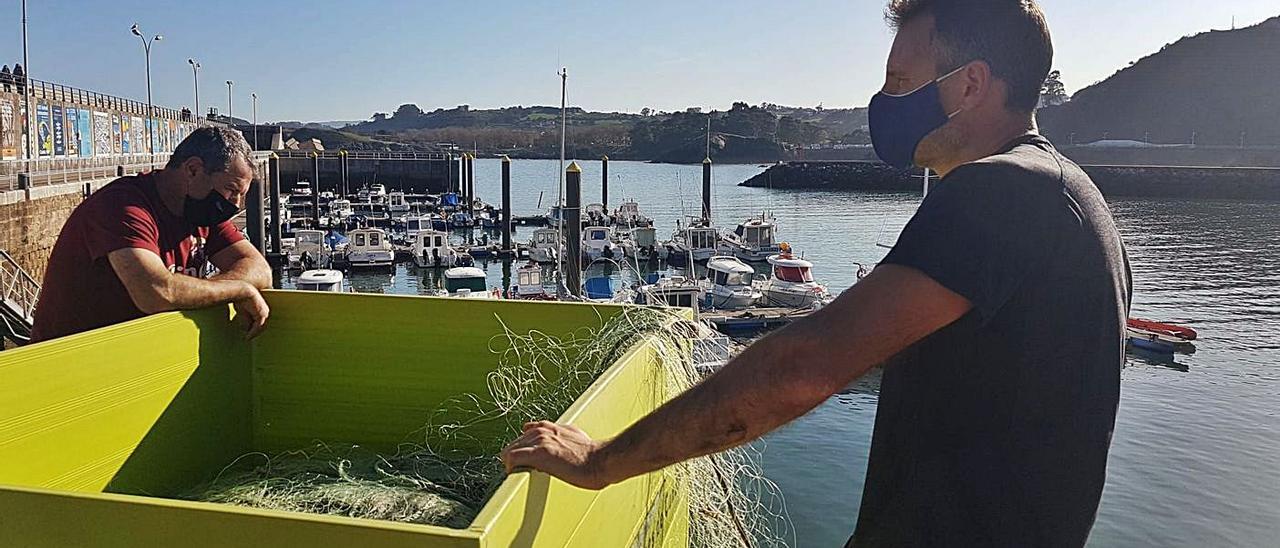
[1127,318,1199,341]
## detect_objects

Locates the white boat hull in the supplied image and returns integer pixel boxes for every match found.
[760,282,829,309]
[346,251,394,268]
[705,286,760,310]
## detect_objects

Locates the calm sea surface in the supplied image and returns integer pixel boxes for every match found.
[286,159,1280,547]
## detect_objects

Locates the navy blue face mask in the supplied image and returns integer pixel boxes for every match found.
[868,66,965,169]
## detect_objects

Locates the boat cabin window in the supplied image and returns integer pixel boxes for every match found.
[407,219,422,232]
[446,277,487,293]
[714,270,750,287]
[690,229,714,249]
[665,293,694,308]
[368,232,381,247]
[589,229,608,241]
[299,282,337,292]
[433,235,444,247]
[518,270,542,286]
[353,233,367,247]
[774,266,813,283]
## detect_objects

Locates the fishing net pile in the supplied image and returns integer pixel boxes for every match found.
[187,307,792,547]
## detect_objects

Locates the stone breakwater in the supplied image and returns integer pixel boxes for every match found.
[740,161,1280,201]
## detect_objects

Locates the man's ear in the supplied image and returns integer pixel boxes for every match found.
[183,157,205,180]
[958,61,994,111]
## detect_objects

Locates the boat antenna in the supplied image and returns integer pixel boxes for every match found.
[556,67,569,297]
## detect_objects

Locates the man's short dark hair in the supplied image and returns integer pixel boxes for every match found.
[888,0,1053,112]
[166,126,253,173]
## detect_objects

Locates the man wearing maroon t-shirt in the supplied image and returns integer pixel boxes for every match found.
[31,127,271,343]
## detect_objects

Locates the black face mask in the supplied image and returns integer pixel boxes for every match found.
[183,189,240,227]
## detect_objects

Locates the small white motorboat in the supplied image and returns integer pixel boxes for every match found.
[634,275,704,313]
[295,269,344,292]
[721,216,782,263]
[345,227,395,269]
[702,256,762,310]
[387,191,411,214]
[583,225,621,261]
[286,229,329,271]
[758,244,833,309]
[673,221,720,263]
[612,199,653,228]
[508,262,555,300]
[413,230,467,268]
[529,227,561,264]
[443,266,497,299]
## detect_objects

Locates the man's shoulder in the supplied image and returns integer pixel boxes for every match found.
[951,137,1071,191]
[80,176,157,216]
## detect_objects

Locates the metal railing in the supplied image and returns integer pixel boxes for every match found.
[0,249,40,340]
[274,150,450,161]
[0,154,171,191]
[1,77,189,121]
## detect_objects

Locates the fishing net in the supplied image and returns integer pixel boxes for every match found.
[186,307,791,547]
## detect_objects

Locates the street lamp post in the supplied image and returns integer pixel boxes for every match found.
[251,93,258,150]
[131,24,163,163]
[21,0,33,168]
[187,59,201,124]
[226,80,234,125]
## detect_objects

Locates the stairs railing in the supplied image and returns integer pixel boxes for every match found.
[0,250,40,345]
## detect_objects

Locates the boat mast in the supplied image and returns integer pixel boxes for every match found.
[556,68,568,297]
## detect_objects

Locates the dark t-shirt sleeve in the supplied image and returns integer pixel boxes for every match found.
[205,220,246,258]
[82,189,162,260]
[882,164,1063,323]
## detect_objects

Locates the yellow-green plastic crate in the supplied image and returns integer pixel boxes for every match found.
[0,291,690,547]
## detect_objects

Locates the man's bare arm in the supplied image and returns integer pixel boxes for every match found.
[209,240,272,289]
[108,248,270,338]
[501,265,972,489]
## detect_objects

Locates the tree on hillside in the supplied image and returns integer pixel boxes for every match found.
[1040,70,1069,107]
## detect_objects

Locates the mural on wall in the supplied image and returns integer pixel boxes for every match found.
[0,98,15,160]
[120,115,131,154]
[36,102,52,157]
[51,105,65,156]
[112,113,122,154]
[131,116,144,154]
[77,109,92,157]
[94,111,111,157]
[63,107,78,157]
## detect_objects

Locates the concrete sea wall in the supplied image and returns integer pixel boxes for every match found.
[741,161,1280,201]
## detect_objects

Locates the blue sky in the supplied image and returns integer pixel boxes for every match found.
[3,1,1277,122]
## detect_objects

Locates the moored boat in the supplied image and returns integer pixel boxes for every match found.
[702,256,761,310]
[758,245,833,309]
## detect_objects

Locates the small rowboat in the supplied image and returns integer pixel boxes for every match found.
[1127,318,1198,341]
[1128,335,1177,354]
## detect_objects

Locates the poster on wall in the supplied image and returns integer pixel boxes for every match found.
[94,111,110,157]
[0,99,16,160]
[51,105,65,156]
[132,116,144,154]
[113,114,123,154]
[150,119,160,153]
[78,109,93,157]
[36,103,52,157]
[121,115,132,154]
[63,108,79,157]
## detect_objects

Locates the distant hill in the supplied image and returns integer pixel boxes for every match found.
[1040,16,1280,147]
[335,102,866,162]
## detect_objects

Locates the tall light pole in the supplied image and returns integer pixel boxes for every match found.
[21,0,32,166]
[131,24,162,162]
[187,59,200,124]
[251,93,258,150]
[225,80,234,127]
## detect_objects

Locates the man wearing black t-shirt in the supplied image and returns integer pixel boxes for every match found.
[502,1,1130,546]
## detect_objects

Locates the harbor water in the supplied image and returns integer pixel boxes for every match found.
[285,159,1280,547]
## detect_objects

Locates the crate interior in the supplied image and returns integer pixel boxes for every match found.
[0,293,625,507]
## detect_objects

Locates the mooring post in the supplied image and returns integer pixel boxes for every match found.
[310,151,321,229]
[339,149,349,198]
[446,153,454,194]
[268,152,285,286]
[702,156,712,223]
[467,153,476,218]
[601,155,609,209]
[565,162,583,297]
[247,177,265,254]
[501,155,512,254]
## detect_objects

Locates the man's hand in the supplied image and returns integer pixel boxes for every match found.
[501,421,611,490]
[232,283,270,339]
